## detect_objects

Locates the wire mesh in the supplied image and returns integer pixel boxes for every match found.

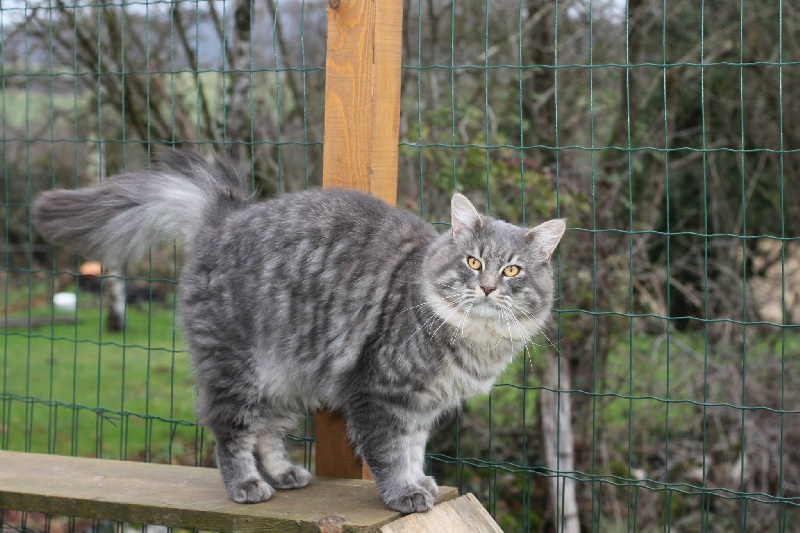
[2,0,799,531]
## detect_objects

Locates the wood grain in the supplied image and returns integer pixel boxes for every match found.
[0,451,457,533]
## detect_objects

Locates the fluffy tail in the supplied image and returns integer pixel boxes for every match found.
[33,148,250,266]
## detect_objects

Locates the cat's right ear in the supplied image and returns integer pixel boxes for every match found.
[526,218,567,262]
[451,193,482,238]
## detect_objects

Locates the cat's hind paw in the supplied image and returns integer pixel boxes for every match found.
[270,465,313,490]
[229,478,274,503]
[385,485,435,513]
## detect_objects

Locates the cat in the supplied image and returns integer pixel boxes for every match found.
[33,148,565,513]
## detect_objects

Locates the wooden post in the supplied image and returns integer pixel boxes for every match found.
[316,0,403,479]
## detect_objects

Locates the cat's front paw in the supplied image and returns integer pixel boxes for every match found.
[229,478,274,503]
[270,465,312,490]
[418,475,440,497]
[384,484,435,513]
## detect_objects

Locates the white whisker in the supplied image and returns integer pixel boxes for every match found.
[397,293,463,316]
[511,303,558,351]
[503,306,534,347]
[502,307,542,371]
[501,308,516,354]
[402,297,471,346]
[402,311,448,346]
[500,304,544,354]
[428,299,472,339]
[434,282,465,292]
[460,303,473,336]
[449,302,473,345]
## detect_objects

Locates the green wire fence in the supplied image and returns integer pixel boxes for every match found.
[2,0,799,531]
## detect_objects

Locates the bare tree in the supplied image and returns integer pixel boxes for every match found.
[540,353,580,533]
[225,0,254,158]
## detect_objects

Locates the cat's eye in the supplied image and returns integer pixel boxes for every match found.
[467,256,482,270]
[503,265,521,277]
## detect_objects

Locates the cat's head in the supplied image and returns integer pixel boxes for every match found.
[422,194,565,348]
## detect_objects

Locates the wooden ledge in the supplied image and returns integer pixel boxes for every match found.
[0,451,459,532]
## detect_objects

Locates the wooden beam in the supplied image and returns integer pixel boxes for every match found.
[321,0,402,204]
[317,0,403,479]
[0,451,457,532]
[315,408,372,480]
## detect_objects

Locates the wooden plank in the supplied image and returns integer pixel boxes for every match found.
[317,0,404,479]
[0,451,458,533]
[379,494,503,533]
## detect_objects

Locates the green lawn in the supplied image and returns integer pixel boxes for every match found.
[1,295,204,464]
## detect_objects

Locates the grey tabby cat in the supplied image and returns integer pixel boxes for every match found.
[33,149,565,513]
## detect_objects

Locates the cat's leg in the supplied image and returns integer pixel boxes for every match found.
[213,426,274,503]
[409,424,439,497]
[196,377,274,503]
[347,404,436,513]
[255,412,312,490]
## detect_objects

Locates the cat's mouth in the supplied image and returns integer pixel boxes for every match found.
[471,288,506,306]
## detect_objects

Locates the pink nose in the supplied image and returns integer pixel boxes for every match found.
[480,285,496,296]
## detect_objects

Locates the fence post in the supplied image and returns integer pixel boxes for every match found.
[317,0,403,478]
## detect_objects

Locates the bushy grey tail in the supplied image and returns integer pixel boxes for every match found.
[33,148,251,266]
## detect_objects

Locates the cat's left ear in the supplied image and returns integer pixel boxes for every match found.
[526,219,567,261]
[451,193,482,238]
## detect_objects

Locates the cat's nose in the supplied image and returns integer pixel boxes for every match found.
[480,285,496,296]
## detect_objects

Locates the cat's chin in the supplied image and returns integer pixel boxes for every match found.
[462,300,547,347]
[468,300,505,319]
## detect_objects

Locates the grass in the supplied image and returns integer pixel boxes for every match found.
[1,288,204,464]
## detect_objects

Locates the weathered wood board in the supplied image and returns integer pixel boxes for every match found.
[0,451,458,532]
[379,493,504,533]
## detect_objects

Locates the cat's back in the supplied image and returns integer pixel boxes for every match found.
[251,188,423,236]
[183,187,436,312]
[226,188,434,253]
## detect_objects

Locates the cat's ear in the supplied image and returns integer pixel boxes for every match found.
[451,193,482,238]
[526,218,566,261]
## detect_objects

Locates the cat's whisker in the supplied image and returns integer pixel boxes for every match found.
[397,294,464,316]
[500,305,543,357]
[403,310,449,346]
[528,323,557,351]
[428,299,473,340]
[505,306,531,339]
[450,302,474,345]
[434,282,463,291]
[501,309,516,354]
[504,307,533,346]
[460,303,474,336]
[426,295,472,328]
[515,334,541,371]
[403,297,472,346]
[508,302,537,323]
[511,303,558,351]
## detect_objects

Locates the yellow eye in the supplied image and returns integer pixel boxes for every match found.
[467,256,482,270]
[503,265,521,277]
